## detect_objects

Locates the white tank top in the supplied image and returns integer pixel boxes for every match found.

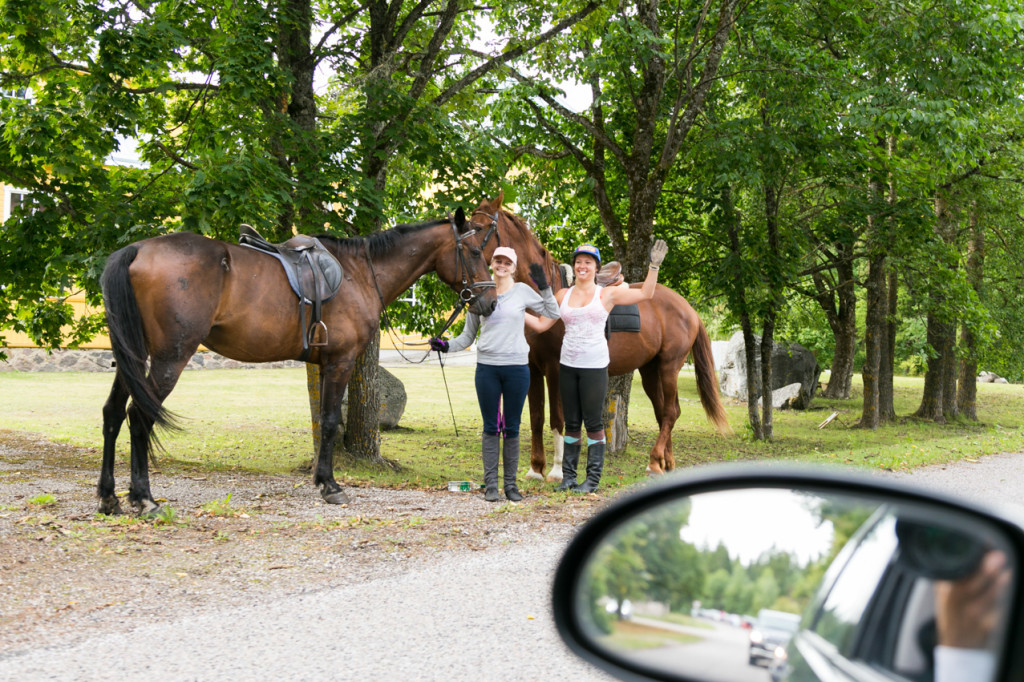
[559,285,609,369]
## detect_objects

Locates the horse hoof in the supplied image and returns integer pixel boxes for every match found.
[97,497,123,516]
[525,470,545,482]
[545,472,563,483]
[322,489,350,505]
[138,503,163,519]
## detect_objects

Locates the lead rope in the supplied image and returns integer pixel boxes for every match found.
[437,350,460,438]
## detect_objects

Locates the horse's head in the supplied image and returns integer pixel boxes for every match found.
[470,192,563,293]
[440,207,498,317]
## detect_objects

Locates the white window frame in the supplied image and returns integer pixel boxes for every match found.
[3,186,33,222]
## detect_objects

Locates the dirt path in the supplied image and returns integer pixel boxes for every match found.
[0,429,601,657]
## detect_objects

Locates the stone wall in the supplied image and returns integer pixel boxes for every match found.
[0,347,303,373]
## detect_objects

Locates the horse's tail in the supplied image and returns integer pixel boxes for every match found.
[101,246,179,431]
[691,320,733,436]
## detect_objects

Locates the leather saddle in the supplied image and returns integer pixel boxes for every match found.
[238,224,344,358]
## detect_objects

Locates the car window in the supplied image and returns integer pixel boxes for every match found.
[811,513,899,654]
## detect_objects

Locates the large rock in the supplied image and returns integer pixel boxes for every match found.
[718,331,821,410]
[340,366,407,430]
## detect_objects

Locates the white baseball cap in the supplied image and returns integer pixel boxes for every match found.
[492,246,518,267]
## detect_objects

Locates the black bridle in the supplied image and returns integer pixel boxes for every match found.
[449,211,499,308]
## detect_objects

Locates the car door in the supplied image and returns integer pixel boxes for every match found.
[782,509,933,682]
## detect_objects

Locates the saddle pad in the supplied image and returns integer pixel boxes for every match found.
[607,304,641,334]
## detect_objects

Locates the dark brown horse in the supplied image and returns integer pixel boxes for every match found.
[469,193,730,481]
[98,210,497,514]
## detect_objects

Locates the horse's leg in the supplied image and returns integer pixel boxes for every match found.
[314,359,355,504]
[526,362,547,481]
[126,357,189,516]
[639,360,669,475]
[657,362,684,472]
[98,372,130,515]
[545,365,564,483]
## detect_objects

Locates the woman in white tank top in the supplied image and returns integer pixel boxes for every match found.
[527,239,669,493]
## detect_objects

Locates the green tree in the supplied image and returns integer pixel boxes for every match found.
[493,0,745,451]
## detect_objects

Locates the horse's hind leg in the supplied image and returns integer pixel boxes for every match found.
[127,357,188,516]
[526,362,548,481]
[654,359,684,472]
[98,372,131,514]
[314,359,356,504]
[639,360,671,474]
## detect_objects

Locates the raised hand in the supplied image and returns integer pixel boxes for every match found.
[528,263,550,290]
[649,239,668,268]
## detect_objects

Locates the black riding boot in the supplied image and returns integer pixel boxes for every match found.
[576,441,605,494]
[482,433,501,502]
[555,439,581,491]
[503,436,523,502]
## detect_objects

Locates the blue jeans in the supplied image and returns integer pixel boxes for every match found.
[475,363,531,438]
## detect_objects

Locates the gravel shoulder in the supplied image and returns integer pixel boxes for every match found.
[0,429,603,660]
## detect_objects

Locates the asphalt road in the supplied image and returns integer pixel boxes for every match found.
[2,452,1022,681]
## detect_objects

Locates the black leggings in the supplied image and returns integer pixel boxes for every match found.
[559,364,608,438]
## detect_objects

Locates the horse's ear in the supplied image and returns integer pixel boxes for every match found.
[453,206,467,231]
[493,191,504,211]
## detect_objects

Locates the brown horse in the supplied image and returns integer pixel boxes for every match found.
[98,210,497,514]
[469,193,730,481]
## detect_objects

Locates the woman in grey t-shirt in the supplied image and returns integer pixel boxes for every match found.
[430,246,560,501]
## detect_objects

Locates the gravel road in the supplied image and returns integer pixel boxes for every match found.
[3,424,1023,681]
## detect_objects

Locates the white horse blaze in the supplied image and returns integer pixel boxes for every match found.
[544,429,564,482]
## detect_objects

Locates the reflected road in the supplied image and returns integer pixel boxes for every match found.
[618,618,772,682]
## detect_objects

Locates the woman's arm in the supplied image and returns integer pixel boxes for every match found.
[603,240,669,308]
[525,312,557,333]
[446,312,481,353]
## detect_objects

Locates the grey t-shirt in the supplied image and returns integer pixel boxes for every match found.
[447,283,559,365]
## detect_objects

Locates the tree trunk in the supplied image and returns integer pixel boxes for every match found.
[878,268,898,421]
[344,332,391,465]
[916,193,959,423]
[879,137,898,421]
[604,373,633,454]
[958,323,978,420]
[915,313,946,421]
[940,320,958,420]
[722,185,763,439]
[817,251,857,400]
[957,204,983,420]
[860,253,886,428]
[860,154,886,429]
[742,318,763,440]
[758,313,776,441]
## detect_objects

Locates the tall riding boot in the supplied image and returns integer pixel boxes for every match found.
[502,436,523,501]
[555,439,581,491]
[482,433,501,502]
[576,441,605,494]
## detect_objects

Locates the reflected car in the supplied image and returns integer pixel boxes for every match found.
[551,464,1024,682]
[748,609,800,666]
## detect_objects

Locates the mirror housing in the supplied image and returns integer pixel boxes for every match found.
[552,464,1024,682]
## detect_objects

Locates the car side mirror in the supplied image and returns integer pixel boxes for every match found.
[552,465,1024,681]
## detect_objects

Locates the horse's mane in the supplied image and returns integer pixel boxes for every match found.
[316,219,449,260]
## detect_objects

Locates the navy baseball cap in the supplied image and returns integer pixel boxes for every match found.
[572,243,601,265]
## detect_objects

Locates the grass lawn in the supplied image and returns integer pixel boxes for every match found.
[1,366,1022,494]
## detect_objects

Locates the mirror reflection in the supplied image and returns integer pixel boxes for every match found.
[573,488,1015,682]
